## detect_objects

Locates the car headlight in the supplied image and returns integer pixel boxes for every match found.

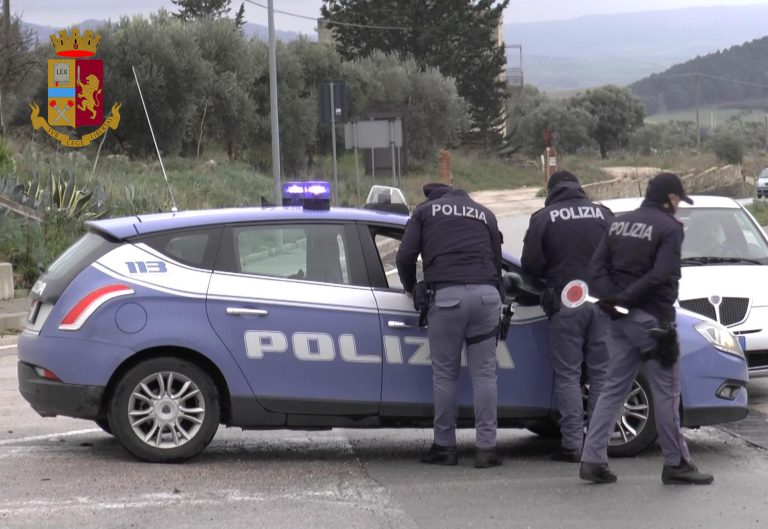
[694,322,744,358]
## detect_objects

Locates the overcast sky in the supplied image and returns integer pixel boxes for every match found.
[9,0,768,34]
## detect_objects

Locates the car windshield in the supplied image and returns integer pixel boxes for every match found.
[678,207,768,264]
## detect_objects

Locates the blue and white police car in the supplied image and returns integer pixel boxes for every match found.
[18,182,748,462]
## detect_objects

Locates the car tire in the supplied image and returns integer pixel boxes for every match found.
[95,417,112,435]
[607,372,657,458]
[107,357,220,463]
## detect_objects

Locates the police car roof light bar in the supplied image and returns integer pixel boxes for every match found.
[561,279,629,315]
[302,181,332,210]
[132,65,179,213]
[282,182,304,207]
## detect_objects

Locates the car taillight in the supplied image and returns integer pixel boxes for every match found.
[34,366,61,381]
[58,284,134,331]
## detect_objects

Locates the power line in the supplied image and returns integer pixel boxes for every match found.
[243,0,409,31]
[651,72,768,90]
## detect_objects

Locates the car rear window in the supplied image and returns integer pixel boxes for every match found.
[36,232,121,302]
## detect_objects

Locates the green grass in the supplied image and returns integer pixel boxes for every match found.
[747,200,768,226]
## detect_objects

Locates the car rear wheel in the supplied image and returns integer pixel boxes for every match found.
[108,357,220,463]
[607,372,657,457]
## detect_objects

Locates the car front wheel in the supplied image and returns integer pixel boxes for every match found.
[607,372,657,457]
[108,357,220,463]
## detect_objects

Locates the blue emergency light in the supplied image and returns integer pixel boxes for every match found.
[282,182,305,206]
[281,181,332,210]
[302,181,332,210]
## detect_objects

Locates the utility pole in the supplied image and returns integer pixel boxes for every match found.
[267,0,281,205]
[695,73,700,149]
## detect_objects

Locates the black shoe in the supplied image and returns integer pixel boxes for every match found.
[474,448,503,468]
[420,444,458,466]
[551,446,581,463]
[579,462,617,484]
[662,460,714,485]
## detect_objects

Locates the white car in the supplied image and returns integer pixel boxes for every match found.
[756,167,768,199]
[601,195,768,378]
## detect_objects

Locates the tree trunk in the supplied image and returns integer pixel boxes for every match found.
[1,0,9,137]
[0,85,5,137]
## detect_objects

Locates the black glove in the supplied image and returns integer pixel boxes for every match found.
[540,288,561,318]
[597,297,625,320]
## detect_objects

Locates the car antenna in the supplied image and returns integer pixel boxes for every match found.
[131,65,179,213]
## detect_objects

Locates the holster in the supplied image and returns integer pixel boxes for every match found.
[412,281,432,327]
[499,304,514,340]
[540,287,561,318]
[643,323,680,369]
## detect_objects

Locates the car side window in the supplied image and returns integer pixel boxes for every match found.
[234,224,350,285]
[372,231,422,290]
[141,229,218,269]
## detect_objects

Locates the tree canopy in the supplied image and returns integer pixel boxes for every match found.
[570,85,645,158]
[321,0,509,144]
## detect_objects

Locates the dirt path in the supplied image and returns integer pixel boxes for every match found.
[470,187,544,217]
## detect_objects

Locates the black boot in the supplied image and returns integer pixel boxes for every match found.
[662,460,714,485]
[474,448,503,468]
[579,462,617,484]
[420,443,458,466]
[551,446,581,463]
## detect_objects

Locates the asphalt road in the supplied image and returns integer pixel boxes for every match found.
[2,342,768,529]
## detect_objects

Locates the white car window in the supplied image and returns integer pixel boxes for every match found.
[679,208,768,261]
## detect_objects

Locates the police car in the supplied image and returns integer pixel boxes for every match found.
[18,182,748,462]
[602,196,768,378]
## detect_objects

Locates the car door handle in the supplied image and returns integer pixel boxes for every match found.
[226,307,269,316]
[387,320,421,329]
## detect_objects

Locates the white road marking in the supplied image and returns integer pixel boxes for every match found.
[0,428,100,446]
[0,487,409,517]
[0,344,17,350]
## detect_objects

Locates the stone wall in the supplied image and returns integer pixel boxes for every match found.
[583,165,744,201]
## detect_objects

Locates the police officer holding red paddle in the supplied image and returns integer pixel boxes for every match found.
[580,172,714,485]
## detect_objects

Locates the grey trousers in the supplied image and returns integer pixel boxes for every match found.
[581,309,691,466]
[427,284,502,449]
[549,303,610,451]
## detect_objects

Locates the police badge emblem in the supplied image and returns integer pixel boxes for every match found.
[29,28,121,147]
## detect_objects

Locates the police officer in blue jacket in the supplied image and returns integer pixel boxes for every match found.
[521,170,613,463]
[396,184,504,468]
[580,172,714,485]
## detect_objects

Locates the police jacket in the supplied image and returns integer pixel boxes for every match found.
[589,199,683,323]
[521,180,612,290]
[396,189,502,295]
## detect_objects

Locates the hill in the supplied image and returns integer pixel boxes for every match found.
[504,4,768,90]
[630,36,768,116]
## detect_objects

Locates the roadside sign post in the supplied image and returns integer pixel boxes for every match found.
[329,81,338,203]
[345,119,403,193]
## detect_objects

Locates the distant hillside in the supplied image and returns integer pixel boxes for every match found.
[22,19,308,46]
[504,4,768,90]
[630,36,768,115]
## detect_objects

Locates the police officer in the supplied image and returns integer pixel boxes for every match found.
[521,170,613,463]
[580,172,714,485]
[396,183,504,468]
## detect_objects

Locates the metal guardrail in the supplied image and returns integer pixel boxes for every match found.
[0,195,43,222]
